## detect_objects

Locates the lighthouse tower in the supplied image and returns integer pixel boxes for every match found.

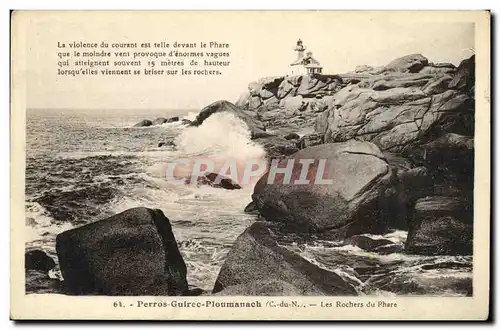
[294,39,306,60]
[289,39,323,76]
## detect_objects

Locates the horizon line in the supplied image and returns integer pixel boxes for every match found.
[26,107,201,111]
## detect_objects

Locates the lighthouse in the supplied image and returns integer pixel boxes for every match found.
[294,39,306,60]
[289,39,323,75]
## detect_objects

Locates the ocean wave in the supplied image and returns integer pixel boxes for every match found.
[182,111,199,122]
[25,202,74,255]
[175,112,265,160]
[283,232,472,296]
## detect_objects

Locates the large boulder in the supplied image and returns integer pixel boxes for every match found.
[56,207,188,295]
[405,196,473,255]
[213,222,357,296]
[252,141,397,239]
[190,100,268,139]
[384,54,429,73]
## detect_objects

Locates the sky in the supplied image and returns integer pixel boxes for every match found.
[20,11,476,111]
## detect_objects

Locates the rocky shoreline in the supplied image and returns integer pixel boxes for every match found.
[26,53,475,296]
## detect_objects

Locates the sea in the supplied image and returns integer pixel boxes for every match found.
[25,107,473,296]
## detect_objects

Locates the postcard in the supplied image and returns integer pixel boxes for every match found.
[10,10,490,320]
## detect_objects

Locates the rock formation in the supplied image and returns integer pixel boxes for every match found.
[56,207,188,295]
[244,54,475,255]
[235,75,342,131]
[315,55,474,157]
[252,141,396,239]
[405,196,473,255]
[213,222,357,296]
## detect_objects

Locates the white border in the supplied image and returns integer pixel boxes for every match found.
[3,1,498,329]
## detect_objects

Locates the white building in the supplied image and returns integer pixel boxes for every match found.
[289,39,323,75]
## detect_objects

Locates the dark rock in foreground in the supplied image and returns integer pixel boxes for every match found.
[252,141,396,239]
[185,172,242,190]
[56,207,188,295]
[167,116,179,123]
[133,119,153,127]
[405,196,473,255]
[213,222,357,296]
[25,249,56,273]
